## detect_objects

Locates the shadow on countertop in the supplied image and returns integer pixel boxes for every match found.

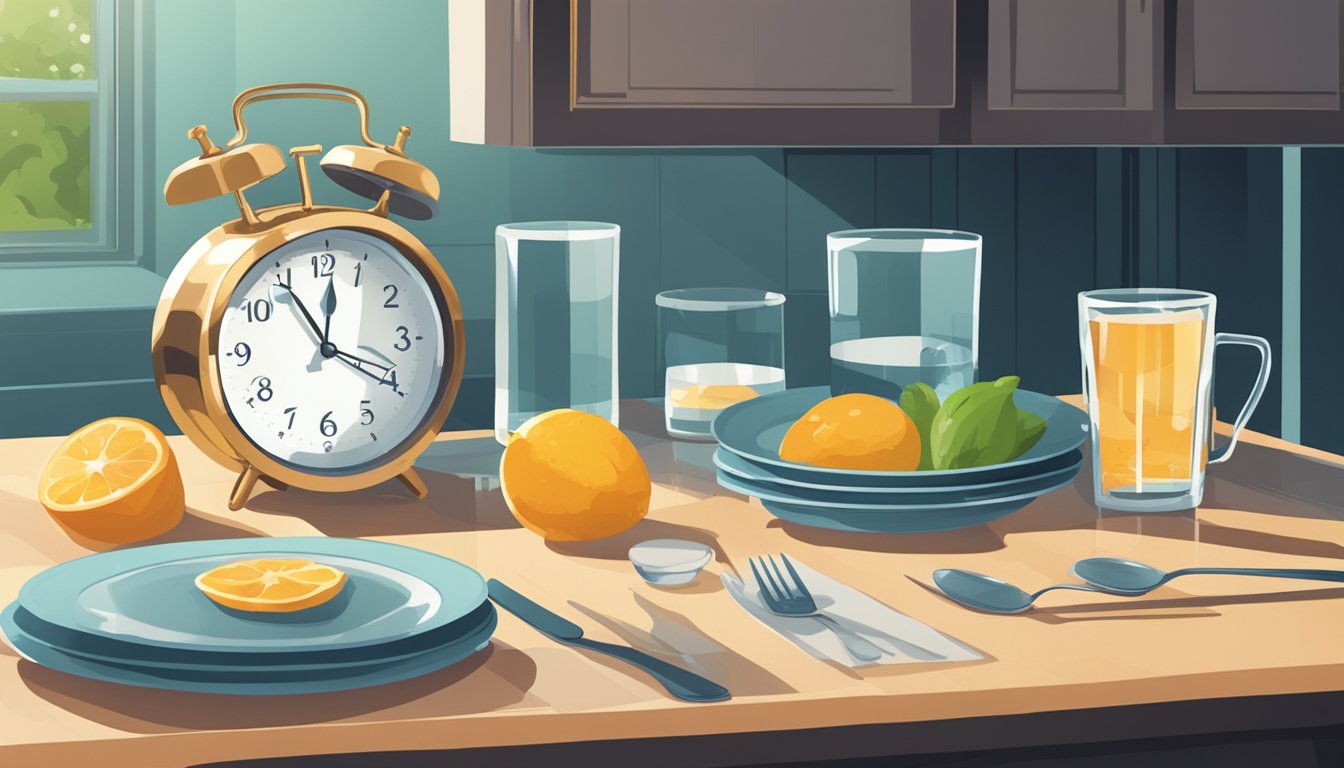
[239,437,520,537]
[18,641,538,733]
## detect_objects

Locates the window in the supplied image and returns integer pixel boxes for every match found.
[0,0,134,261]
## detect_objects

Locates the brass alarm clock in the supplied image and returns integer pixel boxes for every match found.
[152,83,464,511]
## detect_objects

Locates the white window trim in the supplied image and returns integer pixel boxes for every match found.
[0,0,140,265]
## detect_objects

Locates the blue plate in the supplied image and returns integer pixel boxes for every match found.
[17,538,487,655]
[714,447,1082,495]
[1,602,496,695]
[715,469,1080,533]
[7,601,496,671]
[715,463,1080,511]
[711,386,1088,487]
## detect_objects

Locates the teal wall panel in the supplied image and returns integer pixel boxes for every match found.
[659,152,788,293]
[1300,149,1344,454]
[1175,149,1283,437]
[875,151,933,229]
[954,150,1017,382]
[785,152,875,291]
[782,291,830,389]
[1015,149,1097,396]
[151,0,236,276]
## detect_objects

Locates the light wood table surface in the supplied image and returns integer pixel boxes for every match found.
[1,397,1342,767]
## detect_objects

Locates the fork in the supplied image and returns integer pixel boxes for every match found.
[748,554,886,663]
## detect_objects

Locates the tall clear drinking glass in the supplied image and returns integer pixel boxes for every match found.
[1078,289,1271,513]
[657,288,786,440]
[495,222,619,445]
[827,229,981,401]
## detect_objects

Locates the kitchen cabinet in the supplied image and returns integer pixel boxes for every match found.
[1165,0,1344,143]
[450,0,957,146]
[988,0,1155,111]
[574,0,953,109]
[450,0,1344,146]
[1175,0,1341,110]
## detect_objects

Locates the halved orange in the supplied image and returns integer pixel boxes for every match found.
[196,558,348,613]
[39,417,185,547]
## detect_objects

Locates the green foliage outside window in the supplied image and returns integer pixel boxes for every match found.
[0,0,95,233]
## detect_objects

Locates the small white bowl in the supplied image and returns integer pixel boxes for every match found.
[628,539,713,586]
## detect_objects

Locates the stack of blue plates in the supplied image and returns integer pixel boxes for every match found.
[0,538,496,695]
[711,386,1089,533]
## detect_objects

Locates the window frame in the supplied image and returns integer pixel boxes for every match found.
[0,0,140,265]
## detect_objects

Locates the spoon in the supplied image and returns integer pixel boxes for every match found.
[932,568,1108,614]
[1072,557,1344,596]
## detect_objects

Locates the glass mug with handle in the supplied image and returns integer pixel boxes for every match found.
[1078,289,1271,513]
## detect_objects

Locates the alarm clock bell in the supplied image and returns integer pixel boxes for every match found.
[154,83,464,511]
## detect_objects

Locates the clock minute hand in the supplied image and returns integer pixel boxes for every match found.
[270,283,324,343]
[334,348,396,383]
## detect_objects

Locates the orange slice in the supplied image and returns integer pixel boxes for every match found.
[38,417,185,547]
[195,558,348,613]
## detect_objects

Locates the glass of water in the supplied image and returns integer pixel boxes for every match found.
[495,222,619,445]
[657,288,786,440]
[828,229,981,401]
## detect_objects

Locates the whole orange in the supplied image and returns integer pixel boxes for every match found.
[499,410,650,541]
[778,393,921,471]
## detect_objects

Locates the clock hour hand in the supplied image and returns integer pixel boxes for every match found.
[270,283,324,344]
[320,277,336,343]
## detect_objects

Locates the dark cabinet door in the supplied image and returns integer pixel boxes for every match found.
[1175,0,1342,109]
[988,0,1156,110]
[573,0,955,108]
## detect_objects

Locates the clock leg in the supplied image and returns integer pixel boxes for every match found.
[397,468,428,499]
[229,465,262,511]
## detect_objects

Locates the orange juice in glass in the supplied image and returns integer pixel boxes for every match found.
[1079,290,1270,512]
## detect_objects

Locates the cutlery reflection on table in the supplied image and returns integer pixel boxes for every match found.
[722,558,982,668]
[486,579,730,703]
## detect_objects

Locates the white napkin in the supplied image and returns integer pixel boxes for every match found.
[722,559,983,668]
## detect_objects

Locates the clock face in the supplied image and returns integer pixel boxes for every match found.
[216,229,446,473]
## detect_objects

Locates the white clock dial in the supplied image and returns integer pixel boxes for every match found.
[217,229,445,472]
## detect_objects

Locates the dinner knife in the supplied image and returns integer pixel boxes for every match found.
[486,578,730,703]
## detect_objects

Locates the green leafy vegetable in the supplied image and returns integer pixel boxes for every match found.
[930,376,1022,470]
[1014,408,1048,458]
[900,382,940,471]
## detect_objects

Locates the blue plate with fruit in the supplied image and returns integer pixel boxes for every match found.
[711,384,1088,488]
[713,446,1082,498]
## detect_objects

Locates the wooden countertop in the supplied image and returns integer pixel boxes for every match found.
[1,397,1342,766]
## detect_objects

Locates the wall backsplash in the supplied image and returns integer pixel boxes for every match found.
[3,0,1339,456]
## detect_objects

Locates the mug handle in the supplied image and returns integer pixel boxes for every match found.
[1208,333,1272,465]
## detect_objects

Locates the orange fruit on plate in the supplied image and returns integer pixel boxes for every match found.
[38,417,185,547]
[778,393,921,471]
[499,409,650,541]
[195,558,348,613]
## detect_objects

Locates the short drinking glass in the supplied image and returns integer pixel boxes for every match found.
[827,229,981,401]
[1078,289,1271,513]
[495,222,619,445]
[657,288,786,440]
